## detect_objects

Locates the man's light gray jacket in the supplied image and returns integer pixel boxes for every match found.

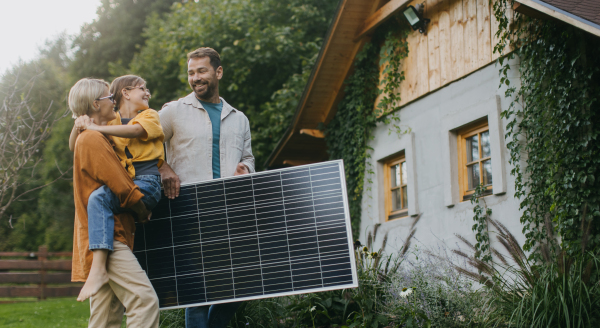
[159,93,255,185]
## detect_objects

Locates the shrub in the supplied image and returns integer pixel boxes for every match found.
[159,308,185,328]
[381,248,483,328]
[229,298,288,328]
[454,217,600,327]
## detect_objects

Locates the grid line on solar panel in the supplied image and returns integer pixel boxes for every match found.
[164,201,180,305]
[284,189,342,202]
[214,175,321,197]
[256,185,340,200]
[278,170,297,292]
[253,204,341,222]
[282,205,344,219]
[219,179,237,298]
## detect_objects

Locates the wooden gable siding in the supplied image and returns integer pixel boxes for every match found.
[379,0,505,109]
[266,0,511,168]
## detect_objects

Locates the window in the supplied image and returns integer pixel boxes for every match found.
[384,155,408,220]
[458,120,492,201]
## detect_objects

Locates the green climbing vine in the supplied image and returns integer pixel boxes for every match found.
[325,17,410,238]
[493,0,600,257]
[377,27,409,116]
[471,184,493,263]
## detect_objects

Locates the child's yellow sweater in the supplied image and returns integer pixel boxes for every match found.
[108,109,165,179]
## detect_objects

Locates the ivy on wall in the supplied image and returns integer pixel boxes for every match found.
[325,18,409,238]
[471,184,493,263]
[493,0,600,257]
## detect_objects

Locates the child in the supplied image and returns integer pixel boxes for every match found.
[69,75,165,302]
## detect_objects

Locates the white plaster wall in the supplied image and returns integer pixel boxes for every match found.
[360,61,525,256]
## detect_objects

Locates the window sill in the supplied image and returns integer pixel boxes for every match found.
[461,188,493,202]
[387,210,409,221]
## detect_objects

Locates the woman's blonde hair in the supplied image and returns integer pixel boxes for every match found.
[68,78,110,118]
[110,75,146,111]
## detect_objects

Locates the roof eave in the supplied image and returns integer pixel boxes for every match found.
[264,0,347,169]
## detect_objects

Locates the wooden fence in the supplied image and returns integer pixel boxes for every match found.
[0,246,81,301]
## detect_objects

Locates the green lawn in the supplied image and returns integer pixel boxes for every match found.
[0,298,126,327]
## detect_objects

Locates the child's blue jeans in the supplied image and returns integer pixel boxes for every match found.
[88,175,162,251]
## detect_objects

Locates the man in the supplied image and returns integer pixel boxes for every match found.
[158,47,254,328]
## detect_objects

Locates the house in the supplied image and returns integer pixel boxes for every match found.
[265,0,600,253]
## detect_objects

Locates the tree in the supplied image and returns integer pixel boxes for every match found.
[0,36,74,251]
[0,72,69,219]
[0,0,338,251]
[128,0,338,169]
[70,0,175,80]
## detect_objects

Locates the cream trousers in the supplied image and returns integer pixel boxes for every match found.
[89,241,159,328]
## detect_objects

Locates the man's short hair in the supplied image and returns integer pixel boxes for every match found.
[187,47,221,71]
[68,78,110,118]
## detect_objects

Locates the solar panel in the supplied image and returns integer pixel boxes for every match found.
[133,160,358,310]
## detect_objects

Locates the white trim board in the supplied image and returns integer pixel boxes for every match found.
[441,95,507,207]
[374,131,420,221]
[517,0,600,37]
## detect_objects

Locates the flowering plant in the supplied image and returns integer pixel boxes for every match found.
[382,247,482,327]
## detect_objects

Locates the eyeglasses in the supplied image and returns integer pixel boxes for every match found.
[96,94,115,102]
[127,85,152,96]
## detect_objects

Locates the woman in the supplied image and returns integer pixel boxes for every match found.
[68,78,159,328]
[69,75,164,303]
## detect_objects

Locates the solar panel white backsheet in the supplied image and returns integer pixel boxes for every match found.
[133,160,358,310]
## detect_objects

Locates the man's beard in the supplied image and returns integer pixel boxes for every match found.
[193,80,217,100]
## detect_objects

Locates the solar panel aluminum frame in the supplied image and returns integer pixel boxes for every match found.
[136,160,358,311]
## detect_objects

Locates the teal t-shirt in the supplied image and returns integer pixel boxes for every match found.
[199,99,222,179]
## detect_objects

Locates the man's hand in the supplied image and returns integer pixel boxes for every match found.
[234,163,249,176]
[159,163,180,199]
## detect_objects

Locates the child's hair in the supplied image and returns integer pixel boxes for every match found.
[68,78,110,118]
[110,75,147,111]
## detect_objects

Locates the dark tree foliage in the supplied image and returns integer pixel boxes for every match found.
[1,0,338,250]
[128,0,338,169]
[0,36,73,251]
[70,0,174,80]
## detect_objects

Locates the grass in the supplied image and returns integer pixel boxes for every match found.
[0,297,126,327]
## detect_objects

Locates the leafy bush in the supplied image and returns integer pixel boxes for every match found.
[454,217,600,327]
[382,248,483,328]
[345,235,405,328]
[159,308,185,328]
[229,298,288,328]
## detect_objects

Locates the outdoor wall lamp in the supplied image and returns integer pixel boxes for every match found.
[403,3,430,34]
